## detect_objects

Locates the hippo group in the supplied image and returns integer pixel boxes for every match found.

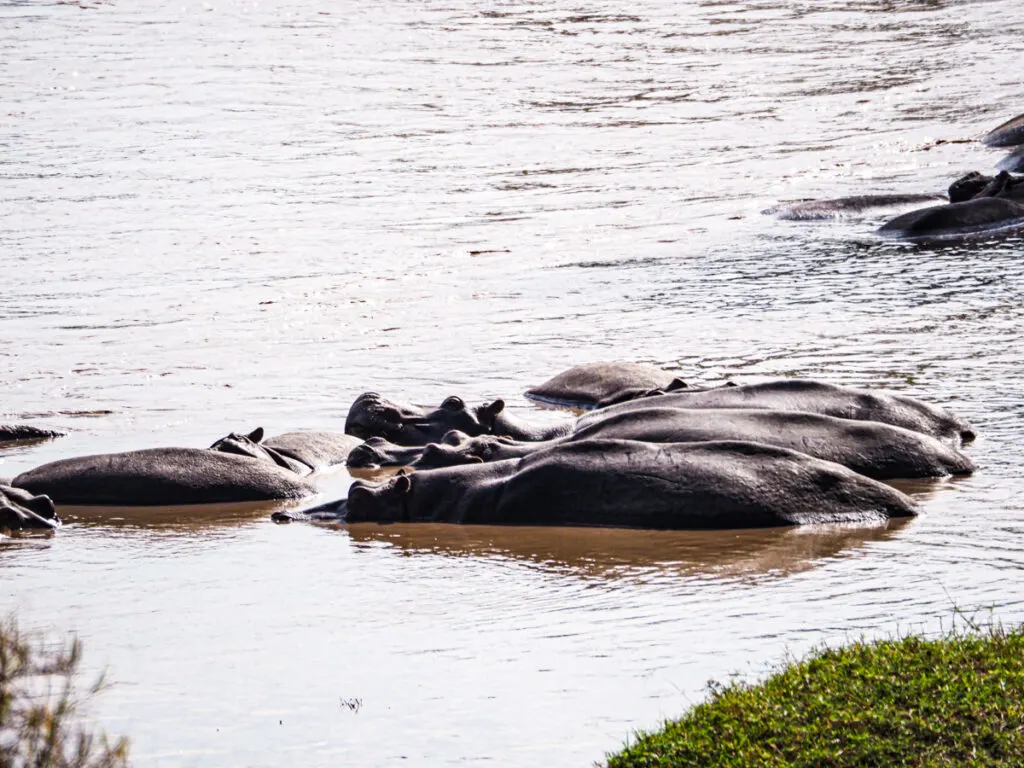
[1,362,977,534]
[276,362,976,530]
[765,112,1024,241]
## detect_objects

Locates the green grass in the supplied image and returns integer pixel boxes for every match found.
[1,616,129,767]
[606,624,1024,767]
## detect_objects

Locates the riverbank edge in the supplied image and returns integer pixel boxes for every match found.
[605,622,1024,767]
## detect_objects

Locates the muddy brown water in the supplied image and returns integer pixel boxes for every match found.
[3,0,1024,764]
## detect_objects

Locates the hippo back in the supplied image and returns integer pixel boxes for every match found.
[13,448,316,506]
[482,439,916,529]
[585,379,974,445]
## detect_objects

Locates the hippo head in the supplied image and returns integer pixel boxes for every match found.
[1,485,61,532]
[209,428,307,474]
[412,432,524,469]
[272,471,416,524]
[346,437,425,469]
[948,172,991,203]
[345,472,413,523]
[345,392,506,446]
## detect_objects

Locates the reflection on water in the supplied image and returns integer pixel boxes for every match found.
[345,520,911,582]
[1,0,1023,764]
[58,498,306,530]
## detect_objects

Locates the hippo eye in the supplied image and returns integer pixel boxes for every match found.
[441,396,465,411]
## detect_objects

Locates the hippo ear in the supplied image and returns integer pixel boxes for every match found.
[665,378,688,391]
[247,427,265,443]
[479,399,505,429]
[394,474,412,494]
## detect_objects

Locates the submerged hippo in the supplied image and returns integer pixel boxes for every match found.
[0,425,65,445]
[408,407,974,481]
[879,171,1024,240]
[345,392,571,445]
[587,379,974,445]
[277,439,917,529]
[877,197,1024,240]
[983,113,1024,148]
[524,362,686,409]
[12,447,317,506]
[996,147,1024,174]
[762,194,945,221]
[1,485,60,532]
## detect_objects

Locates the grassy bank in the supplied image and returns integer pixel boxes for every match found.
[1,617,129,767]
[607,625,1024,767]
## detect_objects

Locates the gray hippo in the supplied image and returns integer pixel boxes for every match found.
[879,171,1024,240]
[276,439,917,529]
[12,448,317,505]
[524,362,686,409]
[0,425,65,445]
[762,194,945,221]
[588,379,974,445]
[996,147,1024,174]
[407,407,974,481]
[983,113,1024,148]
[1,485,60,532]
[345,392,570,445]
[11,427,360,506]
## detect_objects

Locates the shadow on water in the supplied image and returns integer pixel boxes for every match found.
[339,518,914,582]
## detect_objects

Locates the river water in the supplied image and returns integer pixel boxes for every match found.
[2,0,1023,764]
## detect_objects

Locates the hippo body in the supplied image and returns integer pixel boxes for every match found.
[13,448,316,505]
[762,194,944,221]
[997,147,1024,174]
[1,485,60,532]
[210,428,361,475]
[283,440,917,529]
[0,425,66,445]
[524,362,685,409]
[345,392,571,445]
[414,407,974,480]
[877,197,1024,240]
[983,113,1024,148]
[588,379,974,445]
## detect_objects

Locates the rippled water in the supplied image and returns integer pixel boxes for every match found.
[2,0,1024,764]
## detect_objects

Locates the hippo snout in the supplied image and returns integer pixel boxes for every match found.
[272,497,349,524]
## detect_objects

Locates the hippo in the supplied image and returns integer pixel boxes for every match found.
[996,147,1024,174]
[275,439,917,529]
[947,171,1024,203]
[0,425,65,445]
[408,407,974,481]
[983,113,1024,148]
[12,444,317,506]
[345,392,571,445]
[524,362,687,409]
[877,196,1024,240]
[762,194,945,221]
[1,485,60,532]
[586,379,974,445]
[209,427,362,475]
[879,170,1024,240]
